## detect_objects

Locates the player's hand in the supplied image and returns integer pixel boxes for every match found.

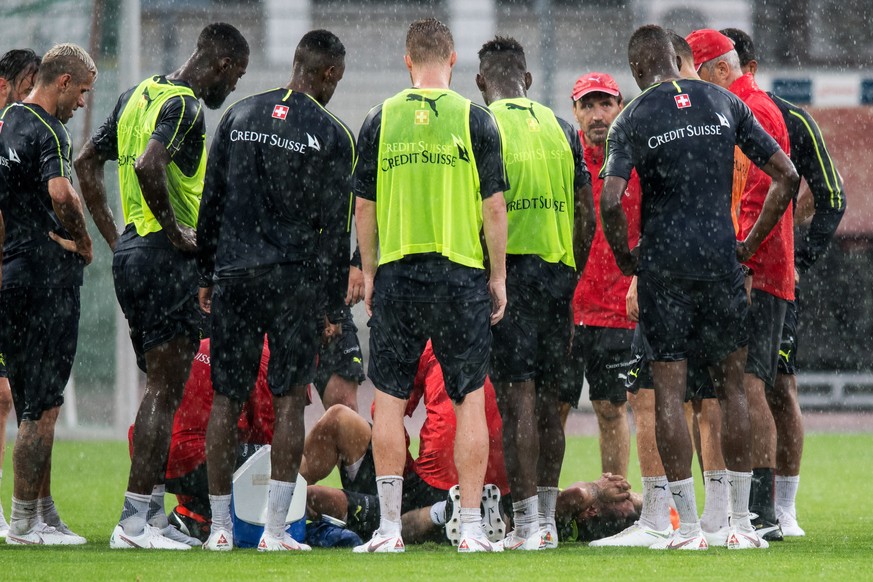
[625,275,639,322]
[744,274,753,305]
[617,246,639,277]
[488,277,507,325]
[736,239,754,263]
[594,473,631,503]
[199,286,213,314]
[322,315,342,344]
[363,272,375,317]
[346,266,365,305]
[49,231,93,265]
[168,224,197,253]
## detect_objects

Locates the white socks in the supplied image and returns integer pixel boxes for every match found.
[119,492,151,535]
[430,500,447,526]
[147,484,169,528]
[376,476,403,536]
[512,495,539,539]
[700,470,729,532]
[640,475,671,531]
[459,507,481,538]
[775,475,800,515]
[537,486,559,532]
[10,497,38,535]
[265,479,295,537]
[726,470,752,526]
[668,478,699,531]
[209,494,233,533]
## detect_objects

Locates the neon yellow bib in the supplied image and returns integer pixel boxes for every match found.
[117,77,205,235]
[376,88,483,268]
[491,98,575,268]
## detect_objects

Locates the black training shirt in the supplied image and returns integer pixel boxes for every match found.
[603,79,780,280]
[354,100,508,301]
[0,103,85,289]
[768,93,846,273]
[197,88,356,321]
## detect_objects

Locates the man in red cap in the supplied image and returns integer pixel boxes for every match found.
[686,28,794,542]
[565,72,639,482]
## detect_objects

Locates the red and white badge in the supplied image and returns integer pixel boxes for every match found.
[272,104,289,120]
[675,94,691,109]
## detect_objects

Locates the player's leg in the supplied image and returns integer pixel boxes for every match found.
[299,404,371,484]
[0,376,10,536]
[354,298,424,553]
[768,298,805,536]
[744,289,787,541]
[591,399,629,475]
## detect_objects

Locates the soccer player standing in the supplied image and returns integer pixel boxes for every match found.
[0,43,95,545]
[0,47,41,539]
[75,22,249,549]
[475,37,594,550]
[721,27,847,537]
[688,28,795,541]
[600,24,798,550]
[353,18,508,553]
[198,29,355,552]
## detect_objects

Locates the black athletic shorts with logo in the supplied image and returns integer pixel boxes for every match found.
[344,471,447,539]
[340,443,377,496]
[490,261,574,387]
[568,326,635,404]
[211,263,320,402]
[777,297,798,376]
[637,267,749,364]
[0,286,79,422]
[746,289,788,389]
[314,313,366,399]
[113,225,201,372]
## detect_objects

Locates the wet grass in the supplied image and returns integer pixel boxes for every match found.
[1,433,871,580]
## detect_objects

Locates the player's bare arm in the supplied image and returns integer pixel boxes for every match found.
[47,176,93,265]
[481,191,507,325]
[354,197,378,317]
[74,140,120,250]
[599,175,636,276]
[573,182,596,277]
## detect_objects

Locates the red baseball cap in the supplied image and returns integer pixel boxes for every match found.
[685,29,735,70]
[571,72,620,102]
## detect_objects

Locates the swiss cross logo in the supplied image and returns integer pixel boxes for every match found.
[272,104,289,120]
[675,94,691,109]
[0,120,4,134]
[414,109,429,125]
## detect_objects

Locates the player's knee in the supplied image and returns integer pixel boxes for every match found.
[594,401,627,424]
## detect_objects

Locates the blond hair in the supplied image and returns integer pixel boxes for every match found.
[406,18,454,65]
[37,43,97,85]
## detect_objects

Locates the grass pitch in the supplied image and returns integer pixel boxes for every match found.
[1,433,871,580]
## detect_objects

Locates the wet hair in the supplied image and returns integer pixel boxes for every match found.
[478,36,526,80]
[0,49,41,83]
[196,22,249,62]
[667,30,694,65]
[294,29,346,73]
[628,24,674,71]
[699,49,742,77]
[406,18,454,65]
[37,43,96,85]
[720,28,757,67]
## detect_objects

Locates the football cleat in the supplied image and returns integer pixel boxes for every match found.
[542,525,559,549]
[109,524,191,550]
[702,526,730,547]
[445,485,461,546]
[202,528,234,551]
[503,529,546,551]
[458,532,503,553]
[352,530,405,553]
[169,506,210,543]
[257,531,311,551]
[590,521,672,548]
[480,484,505,544]
[776,507,806,537]
[649,526,709,550]
[726,524,769,550]
[751,513,784,542]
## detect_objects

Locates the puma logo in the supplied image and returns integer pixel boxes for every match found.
[407,93,447,117]
[504,101,539,123]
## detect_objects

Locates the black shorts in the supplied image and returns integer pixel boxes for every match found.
[340,443,377,496]
[113,226,201,372]
[491,277,572,386]
[627,323,717,400]
[368,291,491,403]
[746,289,788,389]
[314,314,366,399]
[211,264,319,402]
[0,286,79,422]
[344,471,447,538]
[637,268,748,363]
[777,298,798,376]
[570,326,634,403]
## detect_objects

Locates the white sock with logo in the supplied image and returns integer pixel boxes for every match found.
[209,494,233,533]
[265,479,295,538]
[512,495,539,539]
[668,478,700,532]
[640,475,671,530]
[727,470,753,528]
[537,486,559,531]
[376,476,403,536]
[700,470,729,532]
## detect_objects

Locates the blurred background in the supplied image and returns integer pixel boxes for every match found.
[2,0,872,437]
